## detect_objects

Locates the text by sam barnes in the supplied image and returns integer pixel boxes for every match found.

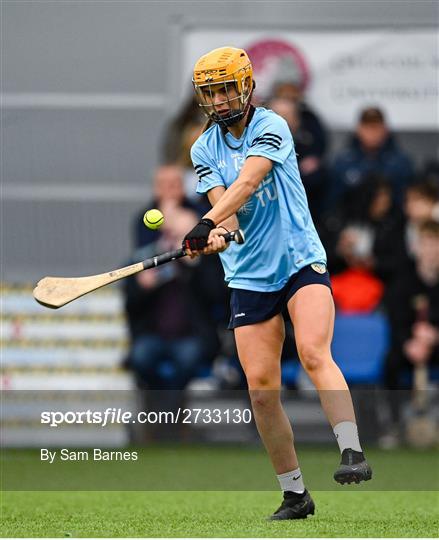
[41,449,138,463]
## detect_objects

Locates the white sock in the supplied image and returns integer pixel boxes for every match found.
[333,421,362,453]
[277,468,305,494]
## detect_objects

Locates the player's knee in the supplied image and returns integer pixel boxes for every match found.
[246,370,281,410]
[246,370,279,391]
[297,342,328,373]
[249,388,280,410]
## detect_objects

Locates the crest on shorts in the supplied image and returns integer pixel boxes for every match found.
[311,263,326,274]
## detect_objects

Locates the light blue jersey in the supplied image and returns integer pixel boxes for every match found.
[191,106,327,292]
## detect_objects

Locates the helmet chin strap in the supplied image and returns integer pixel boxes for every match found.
[213,111,245,128]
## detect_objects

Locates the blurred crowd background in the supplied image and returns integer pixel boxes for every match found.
[2,1,438,450]
[124,91,439,449]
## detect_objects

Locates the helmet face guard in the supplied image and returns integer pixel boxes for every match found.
[192,47,254,128]
[193,76,253,128]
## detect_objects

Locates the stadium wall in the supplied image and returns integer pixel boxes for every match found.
[2,1,438,281]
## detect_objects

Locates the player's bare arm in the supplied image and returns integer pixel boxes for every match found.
[202,186,239,256]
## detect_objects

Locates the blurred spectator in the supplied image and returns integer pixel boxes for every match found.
[381,221,439,447]
[319,174,407,313]
[124,205,221,391]
[270,80,303,103]
[404,180,439,259]
[160,95,207,209]
[267,97,329,220]
[421,160,439,189]
[160,95,204,164]
[135,164,202,247]
[269,81,328,219]
[270,81,328,160]
[123,165,228,438]
[330,107,414,209]
[124,208,226,440]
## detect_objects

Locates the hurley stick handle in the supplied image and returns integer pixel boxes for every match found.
[141,229,245,270]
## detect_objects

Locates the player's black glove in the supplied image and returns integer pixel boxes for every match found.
[183,218,215,251]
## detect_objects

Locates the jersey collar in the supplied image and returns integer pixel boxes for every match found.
[221,105,256,149]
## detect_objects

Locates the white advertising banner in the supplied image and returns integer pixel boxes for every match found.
[182,30,439,130]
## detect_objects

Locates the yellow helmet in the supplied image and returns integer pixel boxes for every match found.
[192,46,254,127]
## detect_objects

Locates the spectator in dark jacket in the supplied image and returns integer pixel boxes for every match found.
[126,165,228,388]
[125,206,223,391]
[319,174,408,312]
[330,107,414,209]
[124,203,227,441]
[267,97,329,221]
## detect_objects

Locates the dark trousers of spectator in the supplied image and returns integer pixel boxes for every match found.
[384,346,439,426]
[130,334,206,442]
[131,333,205,390]
[383,348,411,426]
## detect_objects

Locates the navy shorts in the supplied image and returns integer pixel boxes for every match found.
[228,264,332,330]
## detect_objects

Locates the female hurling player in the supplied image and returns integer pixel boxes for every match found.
[183,47,372,520]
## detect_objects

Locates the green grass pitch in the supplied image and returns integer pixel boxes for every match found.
[1,446,438,537]
[2,490,438,537]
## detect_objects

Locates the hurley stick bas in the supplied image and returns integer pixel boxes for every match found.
[33,229,245,309]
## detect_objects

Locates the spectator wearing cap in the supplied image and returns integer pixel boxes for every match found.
[329,107,414,210]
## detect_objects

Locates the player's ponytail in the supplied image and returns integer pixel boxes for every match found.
[202,118,214,133]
